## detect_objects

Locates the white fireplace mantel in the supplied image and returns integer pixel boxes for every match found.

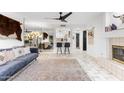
[104,29,124,38]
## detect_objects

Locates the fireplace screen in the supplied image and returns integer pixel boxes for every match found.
[112,45,124,63]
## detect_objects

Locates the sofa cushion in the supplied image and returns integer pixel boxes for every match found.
[15,53,38,64]
[0,50,38,80]
[0,60,26,80]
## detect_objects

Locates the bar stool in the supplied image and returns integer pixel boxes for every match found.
[56,42,62,54]
[64,42,70,54]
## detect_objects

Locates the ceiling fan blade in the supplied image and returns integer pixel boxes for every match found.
[61,19,67,22]
[43,12,72,22]
[44,18,60,20]
[62,12,72,20]
[52,18,60,20]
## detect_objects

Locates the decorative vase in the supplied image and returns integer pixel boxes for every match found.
[111,24,117,30]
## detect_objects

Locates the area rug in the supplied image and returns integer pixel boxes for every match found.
[12,58,91,81]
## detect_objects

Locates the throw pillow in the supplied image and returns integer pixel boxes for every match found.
[23,47,30,55]
[5,50,15,61]
[13,49,20,58]
[0,51,8,65]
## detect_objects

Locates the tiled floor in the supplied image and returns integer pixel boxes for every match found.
[12,49,119,81]
[38,49,119,81]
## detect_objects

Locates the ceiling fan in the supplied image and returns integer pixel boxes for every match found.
[45,12,72,22]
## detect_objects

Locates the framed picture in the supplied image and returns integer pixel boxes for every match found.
[88,30,94,45]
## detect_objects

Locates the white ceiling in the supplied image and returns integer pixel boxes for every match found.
[0,12,103,32]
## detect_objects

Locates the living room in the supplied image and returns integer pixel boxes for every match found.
[1,0,124,93]
[0,12,124,81]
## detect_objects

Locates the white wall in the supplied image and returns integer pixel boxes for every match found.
[86,13,108,58]
[0,40,24,49]
[105,12,122,27]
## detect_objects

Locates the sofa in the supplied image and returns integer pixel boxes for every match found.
[0,47,38,81]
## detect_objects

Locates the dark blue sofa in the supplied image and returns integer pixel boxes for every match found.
[0,48,38,81]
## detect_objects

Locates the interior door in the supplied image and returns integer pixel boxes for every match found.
[76,33,80,48]
[83,31,87,51]
[49,35,54,48]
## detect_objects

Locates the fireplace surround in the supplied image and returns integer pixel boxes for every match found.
[94,38,124,80]
[112,45,124,64]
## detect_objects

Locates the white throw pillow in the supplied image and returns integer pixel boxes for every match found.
[23,47,30,55]
[5,50,15,61]
[13,49,20,58]
[0,51,8,65]
[13,48,27,58]
[18,48,24,57]
[10,50,16,60]
[20,48,25,56]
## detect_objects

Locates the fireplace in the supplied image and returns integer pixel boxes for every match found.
[112,45,124,63]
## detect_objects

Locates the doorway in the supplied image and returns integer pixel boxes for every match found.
[83,31,87,51]
[76,33,80,48]
[49,35,54,49]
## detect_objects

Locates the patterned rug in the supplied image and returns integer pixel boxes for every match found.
[12,58,91,81]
